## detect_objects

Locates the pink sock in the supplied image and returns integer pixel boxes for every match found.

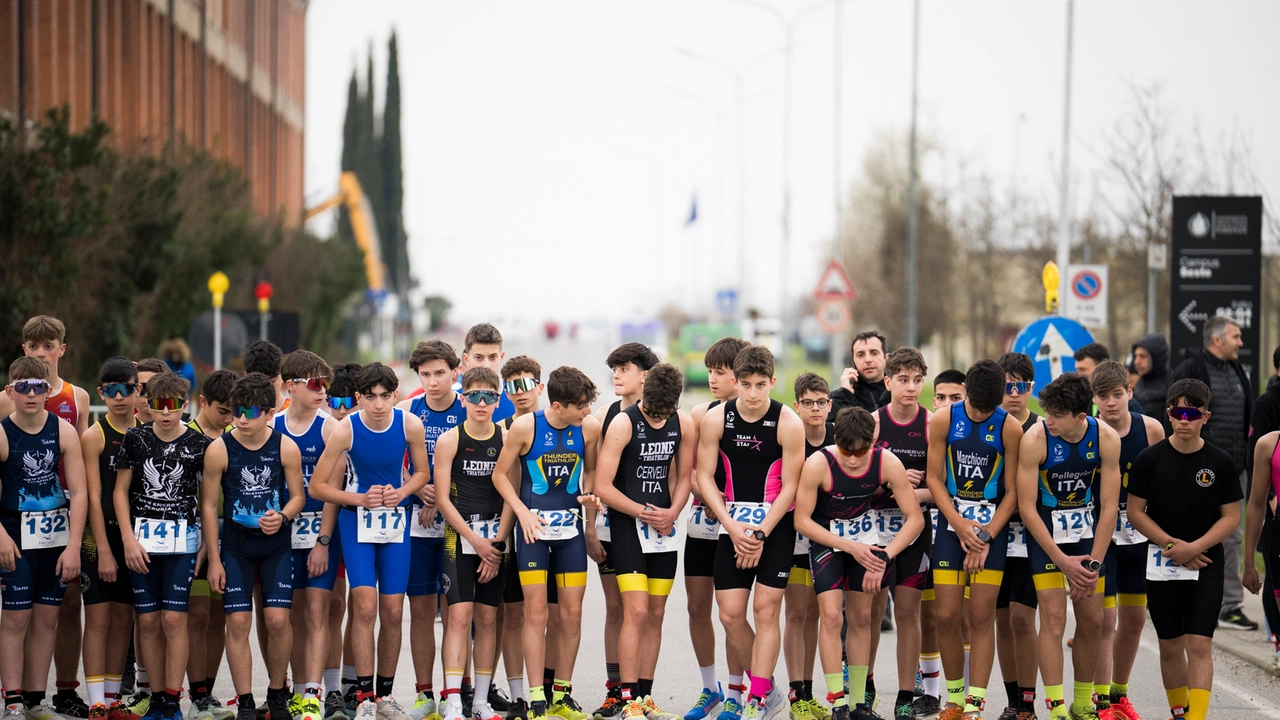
[748,674,772,700]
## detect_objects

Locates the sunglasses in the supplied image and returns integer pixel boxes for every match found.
[505,377,538,394]
[328,395,356,411]
[463,390,501,406]
[100,382,138,399]
[837,445,872,458]
[798,398,830,409]
[1005,381,1033,395]
[234,405,270,419]
[146,397,186,413]
[11,379,50,395]
[290,377,331,393]
[642,405,675,421]
[1168,406,1205,422]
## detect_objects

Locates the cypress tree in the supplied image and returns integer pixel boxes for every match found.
[335,69,359,247]
[381,31,409,295]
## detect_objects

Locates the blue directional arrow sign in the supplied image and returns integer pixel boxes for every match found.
[1010,316,1095,399]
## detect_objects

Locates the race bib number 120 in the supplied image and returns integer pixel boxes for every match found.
[1051,506,1095,545]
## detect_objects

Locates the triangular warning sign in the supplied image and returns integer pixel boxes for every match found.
[813,260,857,300]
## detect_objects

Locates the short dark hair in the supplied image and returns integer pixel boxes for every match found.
[546,366,598,407]
[641,364,683,416]
[502,355,541,382]
[410,339,460,372]
[22,315,66,345]
[793,372,830,399]
[996,352,1034,382]
[1089,361,1129,397]
[1073,342,1110,364]
[964,360,1005,413]
[135,358,168,374]
[464,323,503,352]
[606,342,659,372]
[355,362,399,395]
[1167,378,1211,410]
[704,337,750,370]
[933,369,966,387]
[732,345,774,381]
[199,369,237,405]
[329,362,362,397]
[99,357,139,385]
[1272,344,1280,371]
[146,372,191,401]
[1038,372,1092,416]
[885,347,927,378]
[461,367,501,392]
[9,356,49,381]
[833,407,876,451]
[243,340,283,377]
[230,372,277,409]
[280,350,333,382]
[851,330,888,354]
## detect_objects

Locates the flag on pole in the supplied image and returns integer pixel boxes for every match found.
[685,194,698,226]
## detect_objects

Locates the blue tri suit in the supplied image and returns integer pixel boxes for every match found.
[338,409,413,595]
[932,402,1010,587]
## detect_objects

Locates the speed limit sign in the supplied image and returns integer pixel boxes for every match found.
[815,299,850,333]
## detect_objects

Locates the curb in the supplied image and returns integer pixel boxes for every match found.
[1214,633,1279,676]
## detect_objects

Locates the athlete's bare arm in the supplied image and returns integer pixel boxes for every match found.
[881,450,926,561]
[1244,431,1279,594]
[696,404,761,561]
[1015,421,1053,555]
[688,402,712,504]
[661,410,697,528]
[987,413,1024,535]
[580,414,601,496]
[200,438,229,589]
[1091,422,1122,563]
[793,451,883,574]
[493,413,544,544]
[261,435,306,536]
[56,418,87,580]
[764,405,805,533]
[925,406,976,546]
[591,415,635,515]
[81,425,116,581]
[398,414,432,504]
[74,385,91,435]
[307,419,375,508]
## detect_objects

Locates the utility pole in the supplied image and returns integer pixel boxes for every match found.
[905,0,921,347]
[1055,0,1075,310]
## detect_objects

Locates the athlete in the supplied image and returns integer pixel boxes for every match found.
[0,356,88,720]
[696,346,805,720]
[586,343,657,720]
[276,352,342,720]
[682,338,750,720]
[491,366,601,720]
[592,363,693,720]
[396,340,465,720]
[79,358,142,720]
[309,363,431,720]
[1016,373,1120,720]
[1127,379,1240,720]
[992,353,1040,720]
[243,341,287,413]
[868,349,934,720]
[434,367,513,720]
[457,324,516,423]
[203,373,307,720]
[114,372,209,720]
[794,406,924,720]
[320,363,362,720]
[1245,409,1280,679]
[925,360,1023,720]
[1087,361,1164,720]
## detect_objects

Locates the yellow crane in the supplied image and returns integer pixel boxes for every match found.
[305,171,386,296]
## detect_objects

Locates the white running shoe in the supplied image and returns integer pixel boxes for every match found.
[407,696,437,720]
[440,698,465,720]
[377,699,413,720]
[762,689,785,720]
[355,700,377,720]
[25,702,62,720]
[471,704,502,720]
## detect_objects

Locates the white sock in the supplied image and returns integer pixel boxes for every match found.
[342,666,357,695]
[962,645,971,695]
[304,683,322,699]
[446,673,464,696]
[324,670,342,697]
[137,667,150,689]
[508,677,525,702]
[87,678,106,707]
[727,676,744,703]
[700,666,718,693]
[105,676,122,704]
[473,670,493,712]
[919,653,942,698]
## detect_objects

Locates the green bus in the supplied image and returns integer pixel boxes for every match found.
[679,322,741,388]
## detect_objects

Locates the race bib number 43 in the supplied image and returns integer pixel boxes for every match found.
[358,507,406,544]
[291,511,323,549]
[952,499,994,528]
[22,508,70,550]
[536,509,579,541]
[133,517,188,555]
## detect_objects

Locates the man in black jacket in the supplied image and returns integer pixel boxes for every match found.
[829,330,891,414]
[1131,333,1173,433]
[1171,314,1257,630]
[1251,346,1280,443]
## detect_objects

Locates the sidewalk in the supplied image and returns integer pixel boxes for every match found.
[1213,589,1279,675]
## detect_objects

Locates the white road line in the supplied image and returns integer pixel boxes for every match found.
[1137,636,1280,719]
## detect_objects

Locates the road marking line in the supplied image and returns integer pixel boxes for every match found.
[1137,637,1280,719]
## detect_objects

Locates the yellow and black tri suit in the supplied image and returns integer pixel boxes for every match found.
[932,402,1009,587]
[516,410,588,588]
[1029,416,1104,592]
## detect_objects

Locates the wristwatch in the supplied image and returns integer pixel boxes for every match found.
[494,540,507,553]
[317,535,331,547]
[975,528,993,544]
[746,529,766,541]
[871,549,890,563]
[1084,558,1103,573]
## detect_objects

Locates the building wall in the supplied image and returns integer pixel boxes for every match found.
[0,0,305,223]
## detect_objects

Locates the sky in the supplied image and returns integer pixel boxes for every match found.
[304,0,1280,329]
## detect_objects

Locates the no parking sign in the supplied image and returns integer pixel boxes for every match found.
[1064,264,1108,328]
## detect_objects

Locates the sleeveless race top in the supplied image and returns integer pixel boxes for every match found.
[718,399,784,504]
[274,412,327,513]
[1037,416,1102,510]
[0,414,64,511]
[450,422,505,520]
[520,411,585,512]
[944,402,1008,502]
[222,430,285,529]
[813,447,884,525]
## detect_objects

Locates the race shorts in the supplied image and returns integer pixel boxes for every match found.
[339,507,411,595]
[609,509,677,596]
[190,520,222,601]
[997,557,1038,609]
[443,525,506,607]
[713,513,796,591]
[515,519,588,589]
[81,520,133,606]
[220,522,293,613]
[0,515,69,610]
[408,536,444,597]
[292,524,342,593]
[1103,542,1147,606]
[809,542,874,595]
[502,551,558,604]
[889,528,930,591]
[1147,560,1223,640]
[684,536,718,578]
[1028,531,1105,594]
[931,511,1007,587]
[131,551,197,614]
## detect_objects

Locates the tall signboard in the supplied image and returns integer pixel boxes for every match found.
[1169,196,1263,379]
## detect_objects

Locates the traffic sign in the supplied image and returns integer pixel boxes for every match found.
[813,260,857,300]
[715,288,738,316]
[815,299,851,334]
[1010,316,1095,399]
[1064,264,1108,328]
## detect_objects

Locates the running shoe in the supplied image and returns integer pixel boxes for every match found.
[1109,696,1142,720]
[593,688,624,720]
[299,699,323,720]
[107,705,141,720]
[712,700,741,720]
[25,702,63,720]
[354,701,376,720]
[159,706,183,720]
[640,697,678,720]
[1218,609,1259,630]
[910,695,939,719]
[236,702,258,720]
[90,704,110,720]
[1014,713,1035,720]
[1096,708,1115,720]
[440,698,465,720]
[324,694,349,720]
[487,690,512,715]
[737,701,762,720]
[189,698,215,720]
[893,702,914,720]
[621,704,646,720]
[209,698,234,720]
[461,695,474,720]
[472,704,503,720]
[682,687,723,720]
[376,699,413,720]
[289,696,307,720]
[995,709,1017,720]
[933,707,961,720]
[344,697,359,720]
[763,690,785,720]
[526,702,547,720]
[5,709,25,720]
[408,696,437,720]
[788,702,815,720]
[807,703,830,720]
[267,695,292,720]
[124,695,152,719]
[505,701,528,720]
[55,693,91,719]
[848,706,881,720]
[828,709,849,720]
[1066,706,1099,720]
[547,696,588,720]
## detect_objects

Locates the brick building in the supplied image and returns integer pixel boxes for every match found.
[0,0,305,222]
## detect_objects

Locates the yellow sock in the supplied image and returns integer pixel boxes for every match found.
[1185,688,1210,720]
[529,686,546,704]
[552,680,570,704]
[1109,682,1128,701]
[1165,686,1189,716]
[1093,683,1110,706]
[1044,685,1066,719]
[824,673,846,708]
[963,686,985,714]
[1072,681,1093,711]
[946,679,965,708]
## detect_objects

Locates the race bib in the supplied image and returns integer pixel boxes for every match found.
[929,507,940,542]
[410,504,446,539]
[133,517,188,555]
[1050,506,1095,544]
[594,510,611,542]
[829,514,876,548]
[636,519,678,554]
[874,508,906,546]
[461,519,501,555]
[291,511,323,550]
[21,508,70,550]
[1112,509,1146,546]
[358,506,406,544]
[535,509,579,541]
[1006,521,1029,558]
[686,504,720,540]
[1146,544,1198,581]
[717,502,769,535]
[794,533,811,555]
[949,499,994,531]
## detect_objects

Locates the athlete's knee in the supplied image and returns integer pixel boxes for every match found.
[818,601,843,629]
[753,598,782,629]
[1,609,32,634]
[556,602,583,628]
[137,611,163,634]
[1038,603,1067,635]
[349,591,378,622]
[785,597,808,625]
[718,603,748,629]
[378,598,404,626]
[933,599,962,628]
[687,590,713,618]
[188,599,211,628]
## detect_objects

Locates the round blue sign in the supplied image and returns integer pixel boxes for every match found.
[1010,316,1095,399]
[1072,271,1102,300]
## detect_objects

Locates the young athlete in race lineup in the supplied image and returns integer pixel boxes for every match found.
[7,312,1273,720]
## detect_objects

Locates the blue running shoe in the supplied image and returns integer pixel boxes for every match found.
[684,687,724,720]
[712,699,741,720]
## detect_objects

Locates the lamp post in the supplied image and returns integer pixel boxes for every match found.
[255,281,273,342]
[208,271,229,369]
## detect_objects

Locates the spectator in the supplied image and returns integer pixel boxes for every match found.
[159,338,197,404]
[830,330,891,414]
[1131,333,1173,433]
[1171,314,1257,630]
